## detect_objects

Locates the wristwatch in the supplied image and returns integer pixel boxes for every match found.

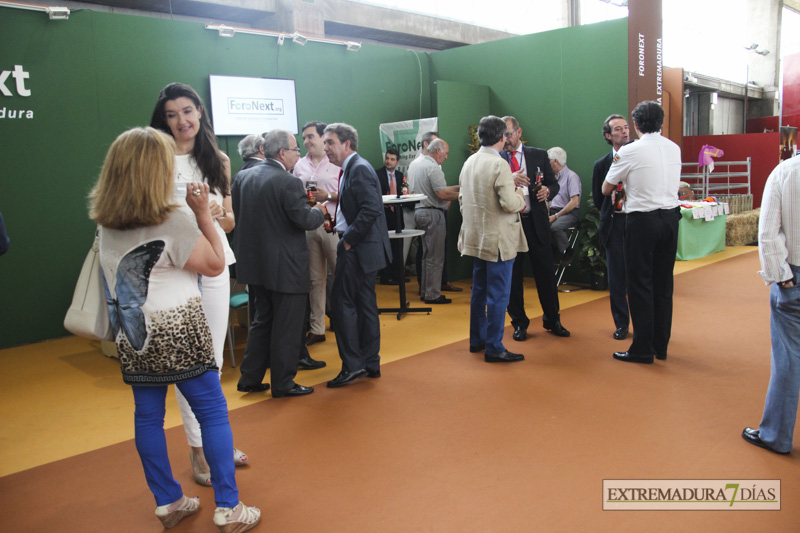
[326,192,333,202]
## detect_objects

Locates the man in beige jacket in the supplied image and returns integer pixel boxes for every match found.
[458,115,527,363]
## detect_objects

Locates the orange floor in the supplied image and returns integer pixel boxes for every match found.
[5,246,797,533]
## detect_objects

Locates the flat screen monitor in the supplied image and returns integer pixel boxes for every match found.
[208,75,298,135]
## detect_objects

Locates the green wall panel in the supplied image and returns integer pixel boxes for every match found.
[434,80,491,281]
[430,18,629,210]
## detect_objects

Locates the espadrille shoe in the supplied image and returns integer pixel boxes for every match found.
[155,495,199,528]
[213,501,261,533]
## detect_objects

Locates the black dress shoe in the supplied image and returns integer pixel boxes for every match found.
[305,333,326,346]
[543,320,570,337]
[613,327,629,340]
[272,383,314,398]
[298,356,327,370]
[655,352,667,361]
[469,344,485,353]
[612,351,654,364]
[237,382,270,393]
[424,295,452,304]
[742,427,790,455]
[327,369,368,388]
[485,350,524,363]
[366,369,381,378]
[512,325,527,341]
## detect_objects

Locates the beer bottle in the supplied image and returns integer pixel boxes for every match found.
[613,181,625,212]
[306,180,317,207]
[401,176,409,196]
[532,167,544,195]
[323,211,334,233]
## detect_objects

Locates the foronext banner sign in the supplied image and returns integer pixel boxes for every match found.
[378,117,438,174]
[209,75,298,136]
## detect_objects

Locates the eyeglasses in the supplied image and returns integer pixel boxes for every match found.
[504,130,517,138]
[287,147,301,153]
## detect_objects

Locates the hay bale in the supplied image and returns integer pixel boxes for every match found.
[726,208,760,246]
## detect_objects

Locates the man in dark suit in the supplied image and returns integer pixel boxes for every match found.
[232,129,326,397]
[323,123,392,388]
[230,132,266,306]
[592,114,631,340]
[376,147,405,285]
[501,115,570,340]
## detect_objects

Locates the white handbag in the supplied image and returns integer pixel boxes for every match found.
[63,231,114,341]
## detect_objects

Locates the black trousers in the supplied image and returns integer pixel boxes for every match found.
[331,240,381,373]
[605,214,630,329]
[624,208,680,356]
[238,285,304,393]
[507,215,560,328]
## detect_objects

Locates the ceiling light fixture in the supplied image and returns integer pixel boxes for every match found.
[0,1,70,20]
[46,6,69,20]
[204,23,361,51]
[216,24,235,37]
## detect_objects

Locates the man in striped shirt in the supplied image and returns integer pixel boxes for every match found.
[743,155,800,455]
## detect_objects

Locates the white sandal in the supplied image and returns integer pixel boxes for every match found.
[190,449,212,486]
[213,501,261,533]
[155,495,200,529]
[233,448,248,467]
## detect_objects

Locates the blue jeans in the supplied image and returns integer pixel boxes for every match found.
[470,257,514,355]
[132,371,238,507]
[759,264,800,453]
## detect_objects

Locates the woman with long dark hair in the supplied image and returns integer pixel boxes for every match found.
[150,82,246,486]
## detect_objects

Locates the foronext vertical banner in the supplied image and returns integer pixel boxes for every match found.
[627,0,663,113]
[378,117,438,174]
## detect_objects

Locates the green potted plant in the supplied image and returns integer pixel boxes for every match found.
[577,204,608,290]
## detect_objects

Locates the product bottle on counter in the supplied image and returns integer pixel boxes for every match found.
[613,181,626,212]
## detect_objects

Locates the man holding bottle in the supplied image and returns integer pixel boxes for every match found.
[592,114,631,341]
[501,115,570,341]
